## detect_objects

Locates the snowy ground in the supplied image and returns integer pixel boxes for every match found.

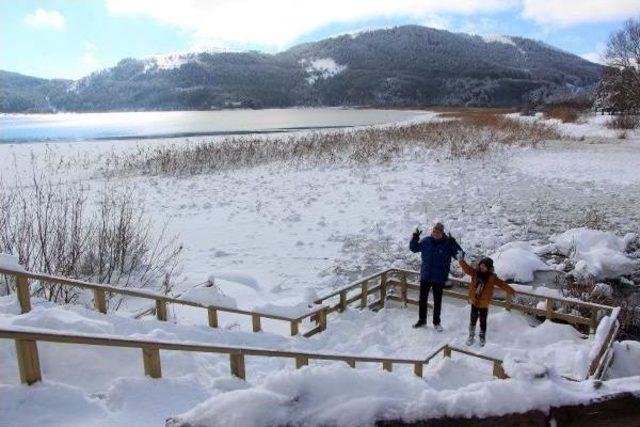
[1,111,639,426]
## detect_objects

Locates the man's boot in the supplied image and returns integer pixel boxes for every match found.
[413,320,426,328]
[479,331,486,347]
[466,325,475,346]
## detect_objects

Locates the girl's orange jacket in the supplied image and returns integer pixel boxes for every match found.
[459,259,515,308]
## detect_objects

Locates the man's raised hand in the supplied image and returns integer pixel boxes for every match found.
[413,227,422,238]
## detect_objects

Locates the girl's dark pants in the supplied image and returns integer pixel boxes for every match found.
[470,305,488,336]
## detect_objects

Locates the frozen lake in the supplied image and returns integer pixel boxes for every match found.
[0,108,424,142]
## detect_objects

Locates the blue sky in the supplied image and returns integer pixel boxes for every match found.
[1,0,639,80]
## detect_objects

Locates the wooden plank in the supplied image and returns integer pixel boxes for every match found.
[318,307,327,331]
[382,361,392,372]
[93,289,107,314]
[295,355,309,369]
[156,300,168,321]
[546,298,554,319]
[339,290,347,312]
[414,362,423,377]
[590,308,599,334]
[443,345,452,358]
[15,339,41,384]
[290,320,299,336]
[401,272,408,306]
[379,272,387,308]
[230,353,246,380]
[493,361,507,379]
[16,275,31,314]
[360,282,368,308]
[252,314,261,332]
[208,307,218,328]
[505,293,511,312]
[142,346,162,378]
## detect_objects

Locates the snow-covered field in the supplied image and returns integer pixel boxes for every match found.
[1,111,639,426]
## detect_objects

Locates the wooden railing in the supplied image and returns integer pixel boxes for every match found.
[0,267,328,338]
[1,265,619,381]
[0,327,506,385]
[313,268,619,380]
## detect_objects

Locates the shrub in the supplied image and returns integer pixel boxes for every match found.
[104,114,560,177]
[0,175,182,309]
[607,115,640,130]
[543,105,579,123]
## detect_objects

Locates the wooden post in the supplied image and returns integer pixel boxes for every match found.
[443,345,452,358]
[208,307,218,328]
[400,272,408,306]
[360,282,368,308]
[15,339,41,385]
[16,275,31,314]
[382,361,392,372]
[339,290,347,312]
[290,320,299,336]
[142,346,162,378]
[318,307,327,332]
[505,293,511,312]
[295,355,309,369]
[252,314,261,332]
[230,352,246,380]
[379,272,387,307]
[413,362,423,377]
[156,300,167,321]
[546,298,553,319]
[346,358,356,368]
[590,308,599,334]
[93,289,107,314]
[493,361,507,379]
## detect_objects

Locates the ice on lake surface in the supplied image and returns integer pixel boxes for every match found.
[0,108,424,142]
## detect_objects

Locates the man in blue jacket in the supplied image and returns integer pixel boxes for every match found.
[409,222,463,331]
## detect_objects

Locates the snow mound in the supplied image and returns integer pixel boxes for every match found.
[0,253,25,272]
[180,285,237,309]
[608,341,640,378]
[251,302,317,318]
[503,356,551,381]
[551,228,637,279]
[169,363,640,427]
[491,241,550,282]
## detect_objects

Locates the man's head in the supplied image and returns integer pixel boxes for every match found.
[478,257,494,273]
[431,222,445,240]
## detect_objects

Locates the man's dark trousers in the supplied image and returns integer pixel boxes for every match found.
[419,280,443,325]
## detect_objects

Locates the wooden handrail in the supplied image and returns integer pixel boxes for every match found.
[1,264,620,381]
[389,268,613,312]
[0,267,327,337]
[0,326,509,385]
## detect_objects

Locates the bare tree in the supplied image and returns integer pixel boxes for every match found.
[595,18,640,117]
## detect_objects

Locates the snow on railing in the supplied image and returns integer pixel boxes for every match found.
[0,326,506,386]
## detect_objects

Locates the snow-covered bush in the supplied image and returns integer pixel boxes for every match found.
[0,176,182,307]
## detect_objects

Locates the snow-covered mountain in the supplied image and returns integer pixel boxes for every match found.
[1,25,602,112]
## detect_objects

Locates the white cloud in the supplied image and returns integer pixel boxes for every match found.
[25,8,65,30]
[581,42,607,64]
[105,0,516,48]
[522,0,640,27]
[422,14,450,30]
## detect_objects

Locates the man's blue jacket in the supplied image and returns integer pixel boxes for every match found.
[410,234,463,284]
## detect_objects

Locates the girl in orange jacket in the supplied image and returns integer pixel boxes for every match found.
[458,256,515,347]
